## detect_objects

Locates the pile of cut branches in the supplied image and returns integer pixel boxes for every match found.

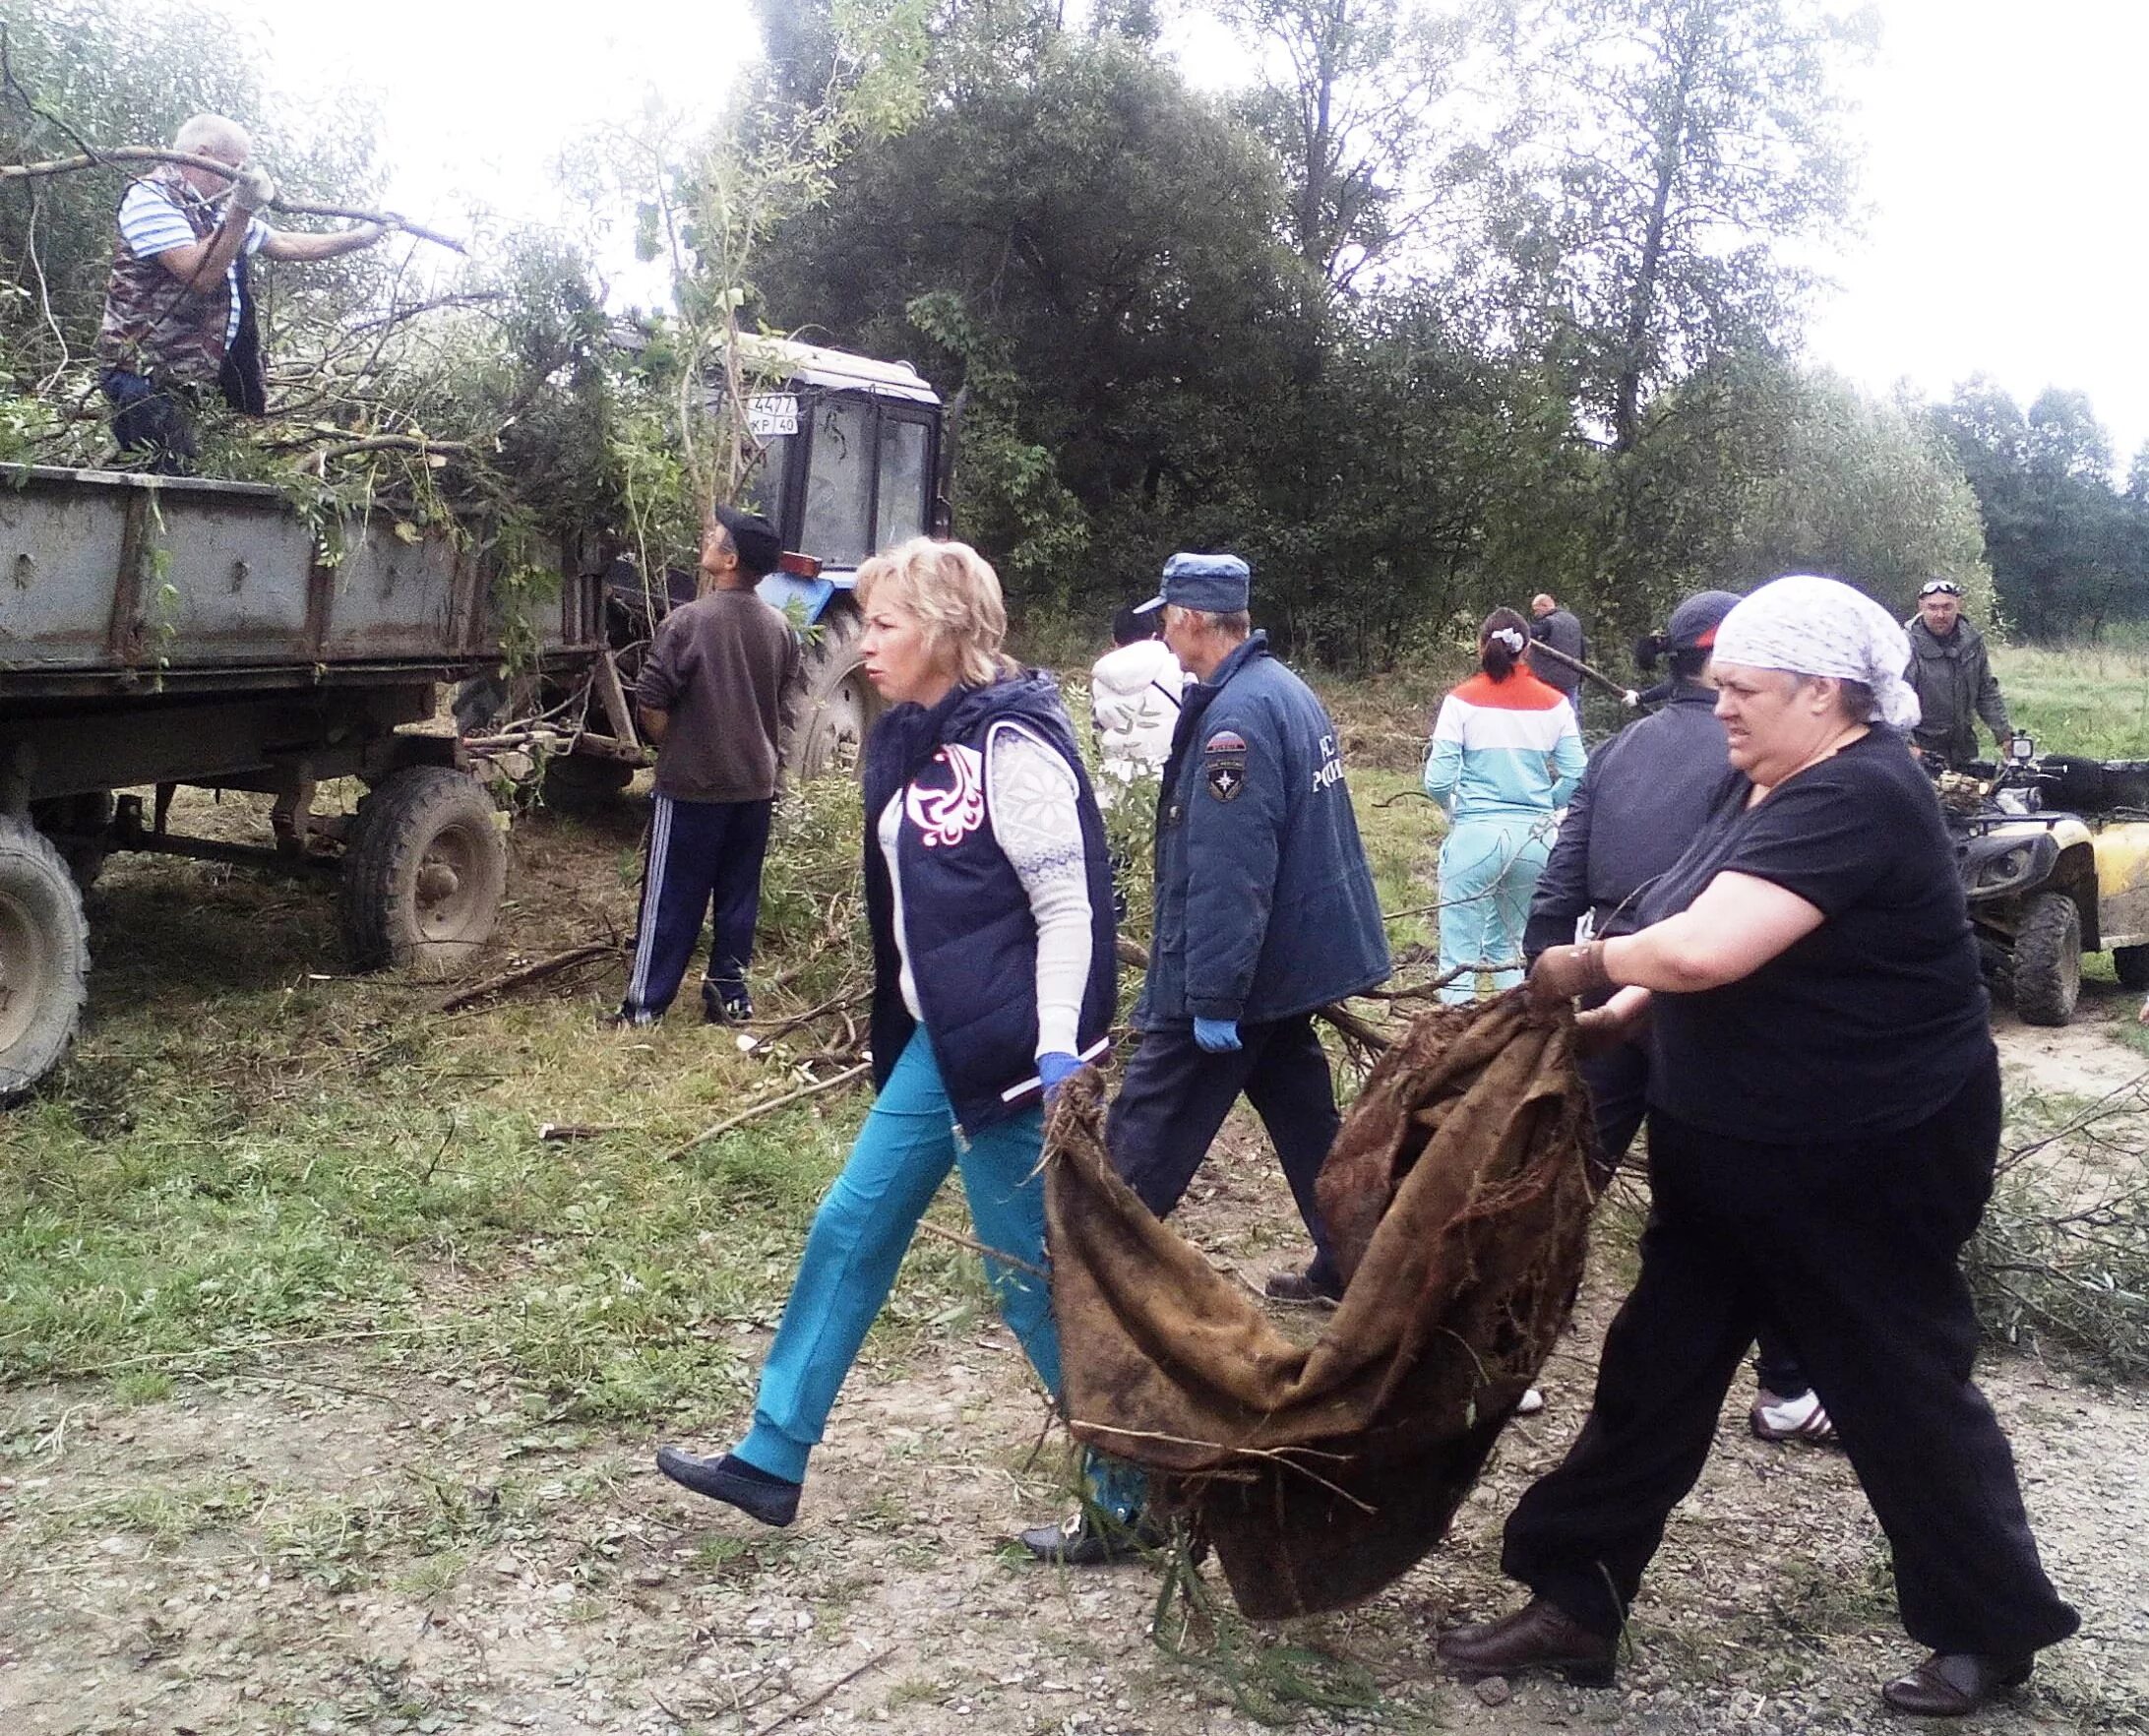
[1970,1073,2149,1380]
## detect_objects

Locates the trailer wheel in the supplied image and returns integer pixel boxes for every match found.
[2115,945,2149,990]
[0,817,90,1101]
[785,608,883,780]
[2012,891,2082,1026]
[338,768,508,974]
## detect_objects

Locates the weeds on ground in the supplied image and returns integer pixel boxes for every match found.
[1971,1079,2149,1379]
[1147,1544,1434,1730]
[0,774,983,1422]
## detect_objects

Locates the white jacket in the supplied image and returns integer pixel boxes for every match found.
[1089,639,1186,782]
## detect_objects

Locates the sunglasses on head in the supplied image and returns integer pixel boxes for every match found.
[1918,581,1964,598]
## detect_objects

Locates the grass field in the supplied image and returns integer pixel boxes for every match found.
[1991,641,2149,760]
[8,644,2138,1406]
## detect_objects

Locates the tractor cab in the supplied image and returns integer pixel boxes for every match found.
[732,336,945,634]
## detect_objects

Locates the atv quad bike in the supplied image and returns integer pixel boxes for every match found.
[1943,738,2149,1025]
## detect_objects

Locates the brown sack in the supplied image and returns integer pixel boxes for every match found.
[1043,993,1597,1619]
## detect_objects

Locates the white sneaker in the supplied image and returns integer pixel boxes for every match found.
[1750,1388,1837,1444]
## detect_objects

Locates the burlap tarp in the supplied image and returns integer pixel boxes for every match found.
[1043,993,1598,1619]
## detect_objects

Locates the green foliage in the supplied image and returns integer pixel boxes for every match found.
[1931,377,2149,640]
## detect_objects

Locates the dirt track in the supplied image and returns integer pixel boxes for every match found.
[4,1008,2146,1736]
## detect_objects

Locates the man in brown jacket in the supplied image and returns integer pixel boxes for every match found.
[613,506,802,1026]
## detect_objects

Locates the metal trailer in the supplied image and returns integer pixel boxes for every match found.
[545,336,946,806]
[0,462,602,1097]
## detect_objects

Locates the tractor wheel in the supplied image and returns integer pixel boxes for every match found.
[2011,891,2082,1026]
[0,817,91,1101]
[2115,945,2149,991]
[338,767,508,975]
[541,751,637,814]
[785,607,883,780]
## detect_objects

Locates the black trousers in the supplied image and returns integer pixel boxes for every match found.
[1582,1034,1811,1400]
[1105,1015,1343,1291]
[621,793,773,1019]
[1503,1055,2078,1657]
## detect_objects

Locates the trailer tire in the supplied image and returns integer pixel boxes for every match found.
[2012,891,2082,1026]
[0,817,90,1101]
[785,608,883,780]
[2115,945,2149,990]
[338,768,508,975]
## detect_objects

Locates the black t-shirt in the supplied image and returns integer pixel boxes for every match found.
[1636,726,1992,1143]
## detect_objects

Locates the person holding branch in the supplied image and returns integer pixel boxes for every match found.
[1442,575,2076,1717]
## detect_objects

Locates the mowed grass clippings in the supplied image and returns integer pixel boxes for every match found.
[0,773,997,1427]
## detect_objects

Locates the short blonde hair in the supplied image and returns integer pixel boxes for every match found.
[854,537,1017,689]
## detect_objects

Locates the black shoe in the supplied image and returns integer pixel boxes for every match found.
[1017,1507,1170,1566]
[654,1448,800,1526]
[1264,1266,1343,1305]
[602,1007,656,1030]
[1879,1651,2032,1716]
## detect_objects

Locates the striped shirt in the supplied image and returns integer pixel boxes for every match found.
[1424,669,1588,820]
[117,181,270,349]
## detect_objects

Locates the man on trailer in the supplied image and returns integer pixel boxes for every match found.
[96,113,388,471]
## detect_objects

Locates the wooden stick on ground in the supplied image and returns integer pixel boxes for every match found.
[662,1063,871,1163]
[439,941,619,1013]
[746,1649,895,1736]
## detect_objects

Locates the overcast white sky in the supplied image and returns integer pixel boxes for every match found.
[231,0,2148,468]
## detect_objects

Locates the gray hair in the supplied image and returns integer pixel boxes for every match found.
[173,114,251,162]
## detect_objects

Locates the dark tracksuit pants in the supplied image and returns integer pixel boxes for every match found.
[622,792,773,1020]
[1106,1014,1344,1293]
[1582,1033,1811,1401]
[1503,1056,2078,1658]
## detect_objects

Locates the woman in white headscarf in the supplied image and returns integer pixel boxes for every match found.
[1439,577,2077,1717]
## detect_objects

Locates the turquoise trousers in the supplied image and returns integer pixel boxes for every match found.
[737,1029,1141,1516]
[1438,814,1555,1005]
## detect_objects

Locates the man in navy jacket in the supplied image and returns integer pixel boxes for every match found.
[1108,554,1390,1302]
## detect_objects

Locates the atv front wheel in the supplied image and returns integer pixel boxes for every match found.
[2011,892,2082,1026]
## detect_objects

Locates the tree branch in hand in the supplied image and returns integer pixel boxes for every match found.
[0,144,466,253]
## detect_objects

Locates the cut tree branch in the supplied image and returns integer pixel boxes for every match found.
[0,145,467,252]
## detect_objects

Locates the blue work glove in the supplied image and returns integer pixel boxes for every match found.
[1193,1018,1243,1054]
[1038,1051,1083,1100]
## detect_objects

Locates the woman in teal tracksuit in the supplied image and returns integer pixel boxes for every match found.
[1425,609,1587,1003]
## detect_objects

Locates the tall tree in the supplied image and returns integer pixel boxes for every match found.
[1501,0,1871,453]
[1217,0,1478,301]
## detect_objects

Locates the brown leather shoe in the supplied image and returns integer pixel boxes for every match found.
[1879,1651,2032,1716]
[1437,1596,1617,1688]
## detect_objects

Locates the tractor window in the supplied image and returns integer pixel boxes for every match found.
[800,398,874,568]
[739,431,793,524]
[874,416,931,552]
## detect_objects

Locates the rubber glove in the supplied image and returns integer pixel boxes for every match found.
[1038,1051,1082,1099]
[1193,1018,1242,1053]
[1525,942,1611,1012]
